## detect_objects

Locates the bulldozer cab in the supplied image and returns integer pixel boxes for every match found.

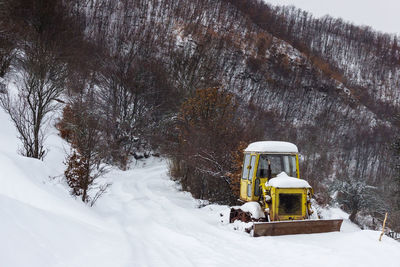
[240,141,300,202]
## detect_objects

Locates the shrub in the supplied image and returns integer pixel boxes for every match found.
[166,87,249,204]
[57,95,109,205]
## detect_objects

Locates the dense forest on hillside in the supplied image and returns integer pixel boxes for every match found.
[0,0,399,230]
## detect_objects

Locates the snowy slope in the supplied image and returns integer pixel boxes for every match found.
[0,108,132,266]
[1,106,400,267]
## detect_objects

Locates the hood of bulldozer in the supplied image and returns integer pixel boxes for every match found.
[267,187,311,221]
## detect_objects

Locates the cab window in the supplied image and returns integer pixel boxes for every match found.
[242,154,251,180]
[256,154,297,178]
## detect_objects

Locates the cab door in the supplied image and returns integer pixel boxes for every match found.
[246,155,257,201]
[240,154,257,201]
[240,154,251,200]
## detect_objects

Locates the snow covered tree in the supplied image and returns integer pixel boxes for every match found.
[96,56,169,169]
[332,176,386,223]
[393,136,400,206]
[390,135,400,230]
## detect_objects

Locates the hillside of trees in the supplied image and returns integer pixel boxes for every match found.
[0,0,399,230]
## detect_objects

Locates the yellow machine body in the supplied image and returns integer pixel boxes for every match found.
[239,151,311,221]
[236,141,342,236]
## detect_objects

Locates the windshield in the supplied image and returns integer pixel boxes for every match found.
[256,154,297,178]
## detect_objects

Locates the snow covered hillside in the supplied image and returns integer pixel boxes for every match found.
[1,106,400,267]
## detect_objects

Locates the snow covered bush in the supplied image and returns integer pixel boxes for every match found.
[64,149,109,205]
[65,150,91,202]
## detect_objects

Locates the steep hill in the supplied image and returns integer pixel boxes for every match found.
[1,107,400,267]
[81,0,399,186]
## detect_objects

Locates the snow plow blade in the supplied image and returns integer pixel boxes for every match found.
[252,219,343,237]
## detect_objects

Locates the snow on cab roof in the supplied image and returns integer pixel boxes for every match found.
[244,141,298,153]
[266,172,311,188]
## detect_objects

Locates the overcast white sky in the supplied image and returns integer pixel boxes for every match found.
[265,0,400,34]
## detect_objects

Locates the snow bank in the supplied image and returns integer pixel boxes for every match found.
[0,108,131,267]
[266,172,311,188]
[245,141,298,153]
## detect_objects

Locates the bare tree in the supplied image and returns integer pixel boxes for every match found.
[0,44,68,159]
[0,0,17,78]
[0,34,15,78]
[0,0,84,159]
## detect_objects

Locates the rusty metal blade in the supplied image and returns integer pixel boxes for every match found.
[253,219,343,237]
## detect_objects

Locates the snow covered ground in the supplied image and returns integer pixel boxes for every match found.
[1,106,400,267]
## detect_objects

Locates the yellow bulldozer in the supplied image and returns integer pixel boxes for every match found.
[230,141,343,237]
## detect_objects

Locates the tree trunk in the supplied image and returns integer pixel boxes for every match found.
[349,210,358,223]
